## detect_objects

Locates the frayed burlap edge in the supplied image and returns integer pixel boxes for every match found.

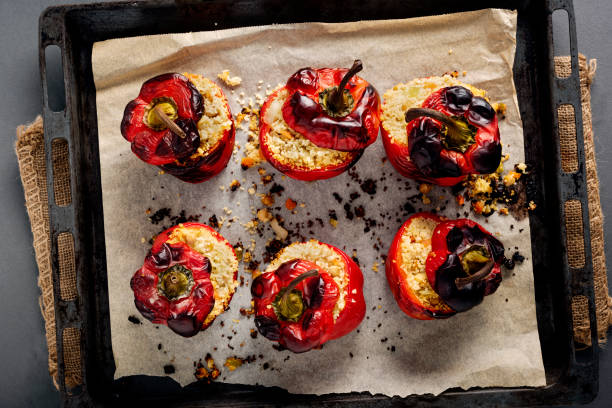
[556,54,612,346]
[14,55,611,389]
[15,116,58,387]
[15,116,82,389]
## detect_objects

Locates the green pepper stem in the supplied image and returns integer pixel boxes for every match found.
[153,105,186,138]
[281,269,319,304]
[455,259,495,290]
[405,107,475,153]
[330,59,363,112]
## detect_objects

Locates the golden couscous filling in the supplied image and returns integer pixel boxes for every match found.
[398,217,453,312]
[262,88,353,169]
[266,240,348,320]
[183,73,233,156]
[381,75,486,146]
[168,225,239,326]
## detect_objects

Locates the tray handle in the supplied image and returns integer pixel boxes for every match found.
[39,6,86,402]
[547,0,598,363]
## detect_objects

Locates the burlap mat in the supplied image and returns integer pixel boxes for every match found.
[14,55,611,389]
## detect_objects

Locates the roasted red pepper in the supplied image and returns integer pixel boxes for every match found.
[385,212,456,320]
[282,60,380,152]
[259,89,363,181]
[130,234,215,338]
[386,212,505,320]
[121,73,235,183]
[259,60,379,181]
[426,218,505,312]
[385,85,501,186]
[251,242,365,352]
[130,222,237,337]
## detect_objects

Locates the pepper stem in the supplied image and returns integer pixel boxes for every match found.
[405,107,476,153]
[331,59,363,109]
[273,269,319,322]
[153,105,186,139]
[454,245,494,290]
[319,60,362,118]
[158,264,194,300]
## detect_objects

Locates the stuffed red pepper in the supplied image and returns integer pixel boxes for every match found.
[386,212,504,320]
[259,60,380,181]
[381,76,501,186]
[121,73,235,183]
[130,222,239,337]
[251,240,366,352]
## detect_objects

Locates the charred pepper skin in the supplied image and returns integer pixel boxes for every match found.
[384,85,501,186]
[251,243,365,353]
[259,62,380,181]
[282,67,381,152]
[130,222,237,337]
[121,73,235,183]
[130,235,215,338]
[259,88,363,181]
[425,219,505,313]
[385,212,457,320]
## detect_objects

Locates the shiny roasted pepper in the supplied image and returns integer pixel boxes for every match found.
[251,243,365,352]
[386,212,505,320]
[425,218,505,313]
[259,60,380,181]
[385,212,456,320]
[130,230,215,337]
[388,86,501,186]
[121,73,235,183]
[130,222,237,337]
[282,60,380,152]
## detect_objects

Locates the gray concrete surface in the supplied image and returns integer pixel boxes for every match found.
[0,1,609,406]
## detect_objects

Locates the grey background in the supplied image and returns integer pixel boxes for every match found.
[0,0,609,406]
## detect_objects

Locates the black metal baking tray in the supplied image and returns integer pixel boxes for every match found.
[39,0,598,406]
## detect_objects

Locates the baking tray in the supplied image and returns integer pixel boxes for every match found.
[38,0,598,406]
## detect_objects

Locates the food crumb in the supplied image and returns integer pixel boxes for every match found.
[224,357,244,371]
[229,179,241,191]
[217,70,242,87]
[128,315,142,325]
[285,198,297,211]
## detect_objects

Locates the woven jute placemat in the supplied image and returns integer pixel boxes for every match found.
[14,55,612,388]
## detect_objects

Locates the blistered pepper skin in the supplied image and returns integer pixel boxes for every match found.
[259,88,363,181]
[121,73,234,183]
[131,222,238,335]
[130,225,216,337]
[384,86,501,186]
[385,213,457,320]
[161,120,235,183]
[282,67,381,152]
[251,242,365,352]
[425,219,504,313]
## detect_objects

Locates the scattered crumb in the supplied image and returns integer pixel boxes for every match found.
[261,194,275,207]
[257,208,273,223]
[229,179,241,191]
[270,218,288,240]
[285,198,297,211]
[224,357,244,371]
[217,70,242,87]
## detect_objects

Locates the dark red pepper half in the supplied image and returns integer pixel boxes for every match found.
[130,239,215,338]
[121,73,235,183]
[251,241,366,352]
[403,86,501,185]
[252,259,340,353]
[121,73,203,166]
[426,218,505,312]
[281,60,381,152]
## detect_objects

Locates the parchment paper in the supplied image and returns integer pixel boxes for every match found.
[93,8,546,397]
